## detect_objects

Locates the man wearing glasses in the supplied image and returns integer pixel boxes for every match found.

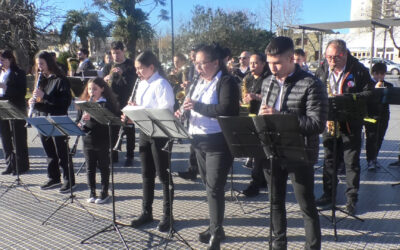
[233,51,251,81]
[314,39,374,215]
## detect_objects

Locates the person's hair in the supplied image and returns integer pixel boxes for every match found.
[111,41,124,51]
[79,77,119,113]
[371,62,387,74]
[36,51,65,77]
[105,51,111,56]
[251,53,269,74]
[326,39,347,53]
[265,36,294,56]
[196,43,228,74]
[135,50,167,79]
[49,52,57,58]
[222,47,232,60]
[174,53,187,63]
[0,50,18,70]
[294,48,306,57]
[79,48,89,56]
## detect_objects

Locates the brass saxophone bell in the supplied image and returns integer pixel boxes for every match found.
[176,91,186,102]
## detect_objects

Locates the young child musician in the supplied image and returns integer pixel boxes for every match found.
[76,77,119,204]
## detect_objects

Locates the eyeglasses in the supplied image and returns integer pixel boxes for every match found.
[239,57,248,60]
[194,61,212,68]
[325,53,344,61]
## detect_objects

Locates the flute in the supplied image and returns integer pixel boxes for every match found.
[113,77,140,151]
[28,72,43,118]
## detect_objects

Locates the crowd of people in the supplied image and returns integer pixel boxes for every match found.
[0,36,398,250]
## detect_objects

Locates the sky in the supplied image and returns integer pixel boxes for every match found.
[49,0,352,32]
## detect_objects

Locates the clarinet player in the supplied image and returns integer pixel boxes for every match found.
[28,51,74,193]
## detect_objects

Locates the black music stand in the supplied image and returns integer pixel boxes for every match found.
[0,101,39,201]
[26,116,94,224]
[219,114,308,250]
[123,107,192,249]
[323,95,365,241]
[75,101,129,249]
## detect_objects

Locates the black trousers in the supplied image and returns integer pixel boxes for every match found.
[322,122,362,202]
[251,157,267,188]
[84,147,110,197]
[365,115,389,162]
[0,120,29,172]
[263,161,321,250]
[187,144,199,174]
[123,125,135,158]
[192,133,233,235]
[139,132,172,215]
[40,135,74,183]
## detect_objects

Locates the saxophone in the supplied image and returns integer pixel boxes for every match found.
[326,66,340,137]
[240,76,250,109]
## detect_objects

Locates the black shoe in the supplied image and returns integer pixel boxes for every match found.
[389,160,400,167]
[208,234,221,250]
[345,201,356,215]
[178,171,197,181]
[242,183,260,197]
[1,168,13,175]
[40,179,61,190]
[59,182,76,193]
[367,160,377,171]
[131,212,153,228]
[124,157,133,167]
[199,227,225,244]
[157,215,172,232]
[315,193,332,208]
[242,158,253,169]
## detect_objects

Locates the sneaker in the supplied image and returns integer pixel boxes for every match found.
[40,179,61,190]
[315,193,332,208]
[367,161,376,171]
[242,158,253,169]
[95,193,110,204]
[87,197,96,203]
[242,183,260,197]
[389,160,400,167]
[198,227,226,244]
[345,201,356,215]
[59,182,76,193]
[178,170,197,181]
[131,211,153,228]
[374,159,382,168]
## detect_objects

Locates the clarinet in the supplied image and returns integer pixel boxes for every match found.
[113,77,140,151]
[28,72,43,118]
[178,74,199,123]
[70,95,94,156]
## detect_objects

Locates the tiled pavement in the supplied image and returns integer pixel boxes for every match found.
[1,78,400,249]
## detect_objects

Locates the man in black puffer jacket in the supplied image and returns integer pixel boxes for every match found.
[314,39,374,216]
[260,37,328,250]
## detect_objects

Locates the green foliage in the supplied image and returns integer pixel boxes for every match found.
[57,51,73,68]
[176,6,274,56]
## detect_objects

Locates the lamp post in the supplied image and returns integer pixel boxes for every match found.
[171,0,174,60]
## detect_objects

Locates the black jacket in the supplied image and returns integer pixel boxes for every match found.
[314,54,374,129]
[242,67,271,114]
[0,67,27,112]
[103,59,136,109]
[368,80,393,119]
[260,64,329,164]
[193,72,240,118]
[34,75,72,116]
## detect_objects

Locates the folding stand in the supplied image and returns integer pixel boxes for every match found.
[219,114,308,250]
[322,95,366,241]
[0,101,39,202]
[27,116,94,224]
[123,107,192,249]
[76,101,129,249]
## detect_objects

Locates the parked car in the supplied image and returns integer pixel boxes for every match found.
[359,57,400,75]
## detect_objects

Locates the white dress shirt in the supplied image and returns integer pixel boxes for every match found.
[328,66,346,95]
[0,68,10,97]
[189,71,222,135]
[135,71,175,112]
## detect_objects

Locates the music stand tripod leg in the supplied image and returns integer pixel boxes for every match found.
[228,165,246,214]
[80,122,129,249]
[76,161,86,176]
[0,120,40,202]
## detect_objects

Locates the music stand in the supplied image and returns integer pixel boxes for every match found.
[123,107,192,249]
[323,95,366,241]
[76,101,129,249]
[26,116,94,224]
[0,101,39,202]
[219,114,308,249]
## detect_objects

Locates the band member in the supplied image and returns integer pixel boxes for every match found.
[169,53,189,111]
[75,48,95,75]
[103,41,137,166]
[129,51,175,232]
[241,53,271,197]
[0,50,30,175]
[260,36,327,249]
[365,62,393,170]
[232,51,251,81]
[314,39,374,215]
[294,48,310,73]
[29,51,73,192]
[176,44,239,249]
[76,77,119,204]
